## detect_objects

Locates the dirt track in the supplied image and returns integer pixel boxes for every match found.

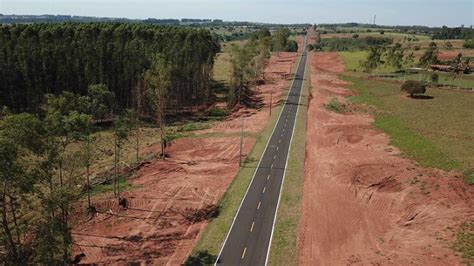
[72,43,301,264]
[298,52,474,265]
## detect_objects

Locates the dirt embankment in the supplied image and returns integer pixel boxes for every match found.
[72,47,300,265]
[298,52,473,265]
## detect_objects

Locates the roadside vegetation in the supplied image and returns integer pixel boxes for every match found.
[268,51,309,266]
[324,97,348,113]
[452,222,474,264]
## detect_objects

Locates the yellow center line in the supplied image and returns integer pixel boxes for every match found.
[241,247,247,259]
[263,187,266,194]
[250,221,255,232]
[257,201,261,209]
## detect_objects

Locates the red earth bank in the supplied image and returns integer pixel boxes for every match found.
[298,52,473,265]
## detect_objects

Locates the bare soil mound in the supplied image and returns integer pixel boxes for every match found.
[298,52,473,265]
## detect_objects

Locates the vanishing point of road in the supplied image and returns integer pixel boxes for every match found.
[216,35,308,265]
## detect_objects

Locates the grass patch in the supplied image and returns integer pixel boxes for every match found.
[373,115,462,170]
[325,97,348,113]
[190,49,301,262]
[267,52,310,266]
[67,126,163,180]
[89,176,137,197]
[176,122,210,132]
[394,72,474,88]
[208,107,229,118]
[338,51,395,73]
[464,170,474,185]
[342,75,474,175]
[452,222,474,263]
[213,40,247,83]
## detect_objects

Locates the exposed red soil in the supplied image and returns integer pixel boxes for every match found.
[204,53,302,134]
[298,52,474,265]
[73,137,255,264]
[438,51,461,61]
[72,47,301,264]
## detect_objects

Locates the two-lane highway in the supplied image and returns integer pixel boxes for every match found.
[216,36,308,265]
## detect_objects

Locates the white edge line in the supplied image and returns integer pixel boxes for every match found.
[264,35,308,266]
[214,39,305,265]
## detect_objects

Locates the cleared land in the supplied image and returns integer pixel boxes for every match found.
[298,52,473,265]
[71,40,302,264]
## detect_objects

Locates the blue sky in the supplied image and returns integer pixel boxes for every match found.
[1,0,472,27]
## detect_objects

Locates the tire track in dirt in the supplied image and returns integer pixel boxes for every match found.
[298,52,473,265]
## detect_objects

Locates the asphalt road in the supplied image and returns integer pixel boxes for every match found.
[216,36,308,266]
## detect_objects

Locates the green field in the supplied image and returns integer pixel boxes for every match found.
[342,74,474,176]
[213,40,248,83]
[339,51,396,72]
[338,51,474,88]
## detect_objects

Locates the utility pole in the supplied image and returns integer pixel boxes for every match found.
[269,90,273,116]
[239,117,244,166]
[458,47,464,89]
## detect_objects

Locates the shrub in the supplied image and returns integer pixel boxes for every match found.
[444,41,453,50]
[352,34,359,39]
[365,36,393,45]
[177,123,210,132]
[285,40,298,52]
[430,73,439,84]
[325,97,347,113]
[380,30,385,35]
[312,43,322,51]
[208,107,228,117]
[464,170,474,185]
[463,39,474,49]
[401,80,427,97]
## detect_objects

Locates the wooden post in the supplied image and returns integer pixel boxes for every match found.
[239,117,244,166]
[269,90,273,116]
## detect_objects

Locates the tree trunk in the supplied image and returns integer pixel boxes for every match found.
[160,125,165,160]
[136,128,139,164]
[113,134,117,198]
[1,184,19,263]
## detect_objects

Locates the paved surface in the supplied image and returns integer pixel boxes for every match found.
[216,37,308,266]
